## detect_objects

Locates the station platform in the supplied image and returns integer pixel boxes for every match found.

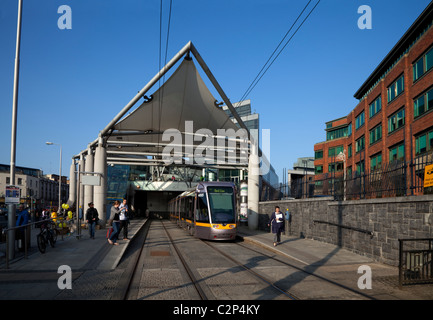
[0,219,432,300]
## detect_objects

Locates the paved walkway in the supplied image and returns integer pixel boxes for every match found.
[237,225,433,300]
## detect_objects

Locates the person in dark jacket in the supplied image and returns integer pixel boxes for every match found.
[108,200,121,245]
[85,202,99,239]
[268,206,285,246]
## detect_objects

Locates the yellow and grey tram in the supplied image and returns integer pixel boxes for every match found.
[169,181,237,240]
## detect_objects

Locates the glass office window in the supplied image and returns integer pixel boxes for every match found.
[388,108,405,133]
[387,75,404,103]
[315,150,323,159]
[355,111,365,130]
[369,124,382,145]
[413,47,433,82]
[415,129,433,155]
[414,87,433,118]
[369,96,382,118]
[370,153,382,171]
[389,144,405,163]
[355,135,365,153]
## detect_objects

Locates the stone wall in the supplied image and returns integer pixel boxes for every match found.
[259,195,433,266]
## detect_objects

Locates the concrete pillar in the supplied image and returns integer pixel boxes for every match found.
[248,141,260,230]
[93,139,106,225]
[79,153,85,215]
[84,147,94,208]
[67,159,76,207]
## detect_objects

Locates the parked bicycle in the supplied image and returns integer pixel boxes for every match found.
[37,220,58,254]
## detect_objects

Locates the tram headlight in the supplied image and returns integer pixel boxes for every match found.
[229,224,236,229]
[212,224,219,229]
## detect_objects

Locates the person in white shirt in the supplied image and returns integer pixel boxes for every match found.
[118,199,129,240]
[268,206,285,246]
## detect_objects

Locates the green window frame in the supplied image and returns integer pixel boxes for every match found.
[355,111,365,130]
[348,144,352,158]
[413,47,433,82]
[370,153,382,171]
[389,143,405,163]
[314,150,323,160]
[369,96,382,118]
[387,75,404,103]
[388,108,405,133]
[415,129,433,156]
[369,124,382,145]
[414,87,433,118]
[328,145,344,157]
[315,165,323,174]
[355,135,365,153]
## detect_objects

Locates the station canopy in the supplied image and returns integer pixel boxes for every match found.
[99,47,250,170]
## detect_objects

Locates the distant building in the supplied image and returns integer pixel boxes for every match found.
[222,100,280,200]
[286,157,315,199]
[0,164,69,210]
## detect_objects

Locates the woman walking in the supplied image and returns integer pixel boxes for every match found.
[108,200,121,245]
[268,206,285,246]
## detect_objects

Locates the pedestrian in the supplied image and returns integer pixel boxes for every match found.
[108,200,120,245]
[85,202,99,239]
[118,199,129,240]
[16,204,29,251]
[268,206,285,247]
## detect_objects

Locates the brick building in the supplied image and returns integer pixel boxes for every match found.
[314,2,433,199]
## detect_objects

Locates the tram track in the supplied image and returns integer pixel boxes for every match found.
[161,220,209,300]
[202,240,299,300]
[232,240,377,300]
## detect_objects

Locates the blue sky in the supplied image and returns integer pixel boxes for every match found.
[0,0,431,184]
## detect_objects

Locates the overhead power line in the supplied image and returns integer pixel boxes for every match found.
[236,0,321,106]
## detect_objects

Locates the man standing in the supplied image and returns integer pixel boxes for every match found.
[118,199,129,240]
[16,204,29,251]
[85,202,99,239]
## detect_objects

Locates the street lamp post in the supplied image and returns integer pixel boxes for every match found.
[337,150,346,201]
[46,142,62,213]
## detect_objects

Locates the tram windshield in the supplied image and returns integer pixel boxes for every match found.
[207,186,235,223]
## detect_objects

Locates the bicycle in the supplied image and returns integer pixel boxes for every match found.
[37,220,58,254]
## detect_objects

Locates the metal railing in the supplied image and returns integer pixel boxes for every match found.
[398,238,433,287]
[1,218,75,269]
[276,152,433,201]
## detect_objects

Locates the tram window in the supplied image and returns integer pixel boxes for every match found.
[207,187,235,223]
[196,193,209,222]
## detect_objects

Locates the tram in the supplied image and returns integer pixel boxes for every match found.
[169,181,237,240]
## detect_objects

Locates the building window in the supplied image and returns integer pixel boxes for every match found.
[348,144,352,158]
[355,135,365,153]
[413,47,433,82]
[18,178,22,185]
[327,126,350,141]
[414,87,433,118]
[388,108,405,133]
[355,111,365,130]
[415,129,433,156]
[356,161,365,175]
[328,162,344,172]
[370,153,382,171]
[389,143,405,163]
[369,96,382,118]
[369,124,382,145]
[315,165,323,174]
[328,145,344,157]
[387,74,404,103]
[314,150,323,160]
